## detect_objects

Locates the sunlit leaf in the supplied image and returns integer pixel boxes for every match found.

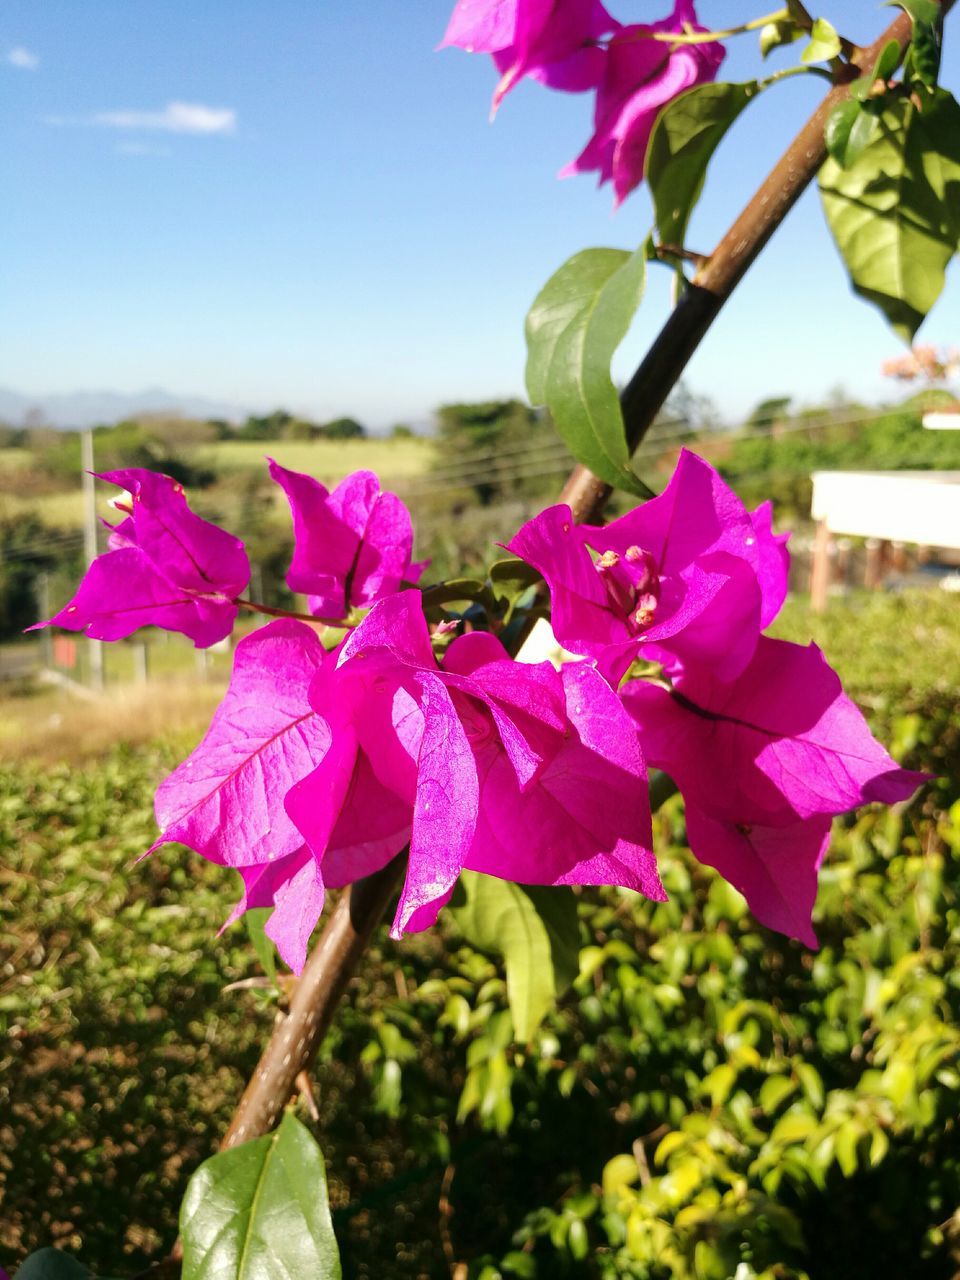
[819,88,960,339]
[180,1110,341,1280]
[525,247,650,496]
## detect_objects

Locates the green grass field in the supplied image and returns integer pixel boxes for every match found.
[0,436,437,529]
[201,436,435,483]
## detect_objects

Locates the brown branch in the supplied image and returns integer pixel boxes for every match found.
[210,0,951,1171]
[220,858,404,1148]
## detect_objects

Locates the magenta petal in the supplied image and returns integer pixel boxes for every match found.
[624,639,929,825]
[685,807,830,948]
[393,675,480,937]
[344,483,417,607]
[152,620,329,866]
[338,589,436,670]
[454,656,568,788]
[99,468,249,597]
[283,716,360,863]
[642,556,761,683]
[322,748,412,887]
[264,853,327,975]
[268,459,360,614]
[442,630,511,675]
[440,0,521,53]
[508,505,626,657]
[222,846,312,932]
[750,501,791,627]
[37,546,237,647]
[565,2,724,203]
[466,662,663,899]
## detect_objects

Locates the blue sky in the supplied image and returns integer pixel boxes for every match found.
[2,1,958,429]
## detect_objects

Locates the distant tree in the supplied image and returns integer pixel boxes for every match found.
[0,423,24,448]
[236,410,294,442]
[0,515,84,639]
[745,396,792,432]
[434,399,551,504]
[322,416,366,440]
[284,418,322,442]
[205,418,236,440]
[390,423,415,439]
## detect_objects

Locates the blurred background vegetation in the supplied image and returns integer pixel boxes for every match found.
[3,382,960,644]
[1,589,958,1279]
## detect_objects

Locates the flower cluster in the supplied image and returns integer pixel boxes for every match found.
[41,453,924,973]
[441,0,725,204]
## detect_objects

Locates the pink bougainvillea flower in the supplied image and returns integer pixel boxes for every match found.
[750,500,791,628]
[561,0,724,205]
[269,461,426,619]
[286,591,662,960]
[622,637,927,943]
[33,469,249,647]
[150,617,411,972]
[441,0,618,113]
[151,620,331,870]
[623,637,927,828]
[684,807,831,948]
[508,449,785,686]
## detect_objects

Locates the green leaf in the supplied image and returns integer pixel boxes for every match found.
[180,1110,342,1280]
[796,1062,825,1110]
[647,81,760,250]
[759,1073,798,1114]
[888,0,939,24]
[245,907,277,984]
[910,13,943,87]
[873,37,903,84]
[824,100,873,167]
[802,17,842,63]
[819,88,960,339]
[524,246,649,496]
[449,871,579,1041]
[15,1251,93,1280]
[760,18,801,57]
[420,578,492,609]
[488,558,544,590]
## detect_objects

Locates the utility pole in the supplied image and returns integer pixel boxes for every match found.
[81,429,104,691]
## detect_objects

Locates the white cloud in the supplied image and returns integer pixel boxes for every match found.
[94,101,236,134]
[7,47,39,70]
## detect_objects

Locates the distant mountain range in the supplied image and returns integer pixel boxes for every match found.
[0,387,249,428]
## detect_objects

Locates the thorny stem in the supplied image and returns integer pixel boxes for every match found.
[196,6,951,1263]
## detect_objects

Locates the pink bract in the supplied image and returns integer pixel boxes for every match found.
[441,0,617,113]
[32,468,249,647]
[622,637,927,943]
[286,591,662,962]
[561,0,725,205]
[508,449,786,686]
[623,636,928,827]
[269,461,426,618]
